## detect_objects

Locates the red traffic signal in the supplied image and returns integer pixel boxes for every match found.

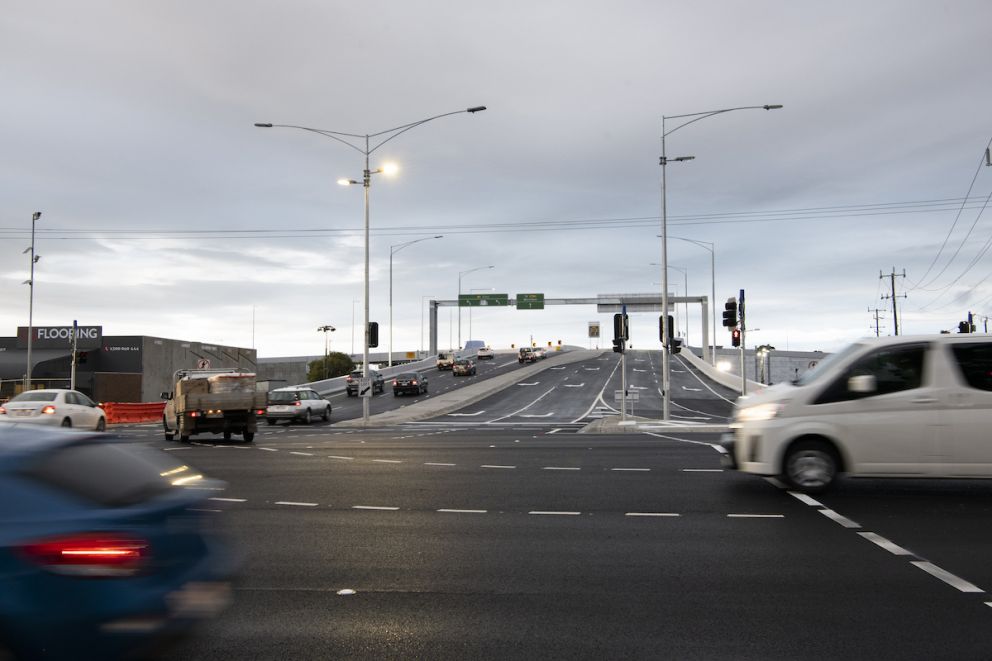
[731,328,741,347]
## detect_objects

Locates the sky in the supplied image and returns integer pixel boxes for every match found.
[2,1,991,360]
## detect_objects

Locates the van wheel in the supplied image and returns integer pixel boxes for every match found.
[223,431,232,440]
[784,441,838,493]
[243,432,254,443]
[96,417,106,432]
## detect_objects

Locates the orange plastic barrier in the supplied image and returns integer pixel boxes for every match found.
[103,402,166,425]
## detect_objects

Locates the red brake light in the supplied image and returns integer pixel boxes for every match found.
[0,405,6,415]
[255,409,265,415]
[20,534,149,577]
[392,379,398,386]
[411,380,418,385]
[294,401,302,407]
[41,405,57,415]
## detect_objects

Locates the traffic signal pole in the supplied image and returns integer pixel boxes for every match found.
[739,289,746,396]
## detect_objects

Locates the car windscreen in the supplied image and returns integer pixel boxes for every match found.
[24,443,198,507]
[268,391,300,403]
[10,392,58,403]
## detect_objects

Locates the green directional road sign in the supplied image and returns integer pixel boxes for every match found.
[458,293,509,307]
[516,293,545,310]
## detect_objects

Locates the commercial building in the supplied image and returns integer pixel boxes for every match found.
[0,326,256,403]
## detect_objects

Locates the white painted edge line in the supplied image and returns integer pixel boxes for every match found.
[625,512,681,517]
[857,532,913,556]
[352,505,400,511]
[611,468,650,472]
[911,561,985,593]
[481,465,516,469]
[425,462,456,466]
[818,509,861,529]
[437,509,487,514]
[372,459,403,464]
[543,467,581,471]
[289,452,313,456]
[162,447,192,451]
[682,468,724,472]
[275,501,319,507]
[258,447,278,452]
[209,497,247,503]
[327,456,354,460]
[529,511,581,516]
[788,491,825,507]
[727,514,785,518]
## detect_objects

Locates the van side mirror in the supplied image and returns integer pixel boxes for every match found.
[848,375,877,394]
[161,391,173,400]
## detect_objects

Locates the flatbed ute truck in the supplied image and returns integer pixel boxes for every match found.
[161,369,267,442]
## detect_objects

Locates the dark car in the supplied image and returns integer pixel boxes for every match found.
[345,370,385,396]
[452,358,477,376]
[0,424,236,660]
[392,372,428,396]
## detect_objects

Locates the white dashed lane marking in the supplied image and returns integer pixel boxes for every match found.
[727,514,785,519]
[353,505,400,511]
[818,509,861,529]
[858,532,913,556]
[437,509,487,514]
[625,512,680,518]
[275,501,319,507]
[481,465,516,469]
[911,561,985,593]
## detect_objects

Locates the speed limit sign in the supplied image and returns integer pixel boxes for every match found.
[197,358,211,369]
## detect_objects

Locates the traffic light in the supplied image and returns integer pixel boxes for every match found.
[368,322,379,347]
[671,338,683,354]
[659,314,674,344]
[613,313,628,341]
[612,338,625,353]
[959,321,972,334]
[722,298,738,328]
[731,328,741,347]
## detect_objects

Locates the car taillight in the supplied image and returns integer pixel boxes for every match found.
[411,380,418,385]
[294,401,302,407]
[20,534,149,577]
[346,376,353,382]
[0,405,6,415]
[392,379,398,386]
[255,409,265,415]
[41,405,57,415]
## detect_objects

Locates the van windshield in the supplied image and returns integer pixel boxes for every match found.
[794,343,864,387]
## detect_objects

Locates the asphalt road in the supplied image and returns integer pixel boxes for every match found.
[131,427,992,660]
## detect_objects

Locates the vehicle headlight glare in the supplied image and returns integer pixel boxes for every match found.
[737,402,782,422]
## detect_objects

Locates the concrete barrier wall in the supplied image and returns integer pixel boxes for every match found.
[678,348,763,395]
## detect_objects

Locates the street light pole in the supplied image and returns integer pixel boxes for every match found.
[24,211,41,390]
[457,265,494,349]
[389,236,443,367]
[256,106,485,425]
[659,104,781,420]
[670,237,716,365]
[317,325,335,379]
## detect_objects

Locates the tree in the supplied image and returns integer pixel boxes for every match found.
[307,352,355,382]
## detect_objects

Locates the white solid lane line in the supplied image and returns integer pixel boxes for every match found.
[911,561,985,593]
[353,505,400,511]
[275,501,319,507]
[543,466,580,471]
[437,509,487,514]
[327,455,354,460]
[372,459,402,464]
[425,462,456,466]
[481,464,516,469]
[209,497,247,502]
[529,511,581,516]
[290,451,313,456]
[857,532,913,556]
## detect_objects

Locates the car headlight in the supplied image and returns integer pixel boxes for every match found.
[736,402,784,423]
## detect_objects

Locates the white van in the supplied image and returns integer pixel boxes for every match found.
[721,334,992,492]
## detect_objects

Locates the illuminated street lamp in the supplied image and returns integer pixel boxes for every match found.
[390,236,443,366]
[659,104,782,420]
[255,106,486,424]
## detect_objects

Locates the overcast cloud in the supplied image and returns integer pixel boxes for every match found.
[2,1,991,358]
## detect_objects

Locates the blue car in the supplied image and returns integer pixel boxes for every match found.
[0,424,237,660]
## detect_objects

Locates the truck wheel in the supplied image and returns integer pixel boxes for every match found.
[163,416,174,441]
[243,432,255,443]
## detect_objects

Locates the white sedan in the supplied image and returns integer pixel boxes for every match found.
[0,389,107,431]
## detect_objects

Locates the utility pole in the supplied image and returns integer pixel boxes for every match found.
[868,307,885,337]
[880,268,906,335]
